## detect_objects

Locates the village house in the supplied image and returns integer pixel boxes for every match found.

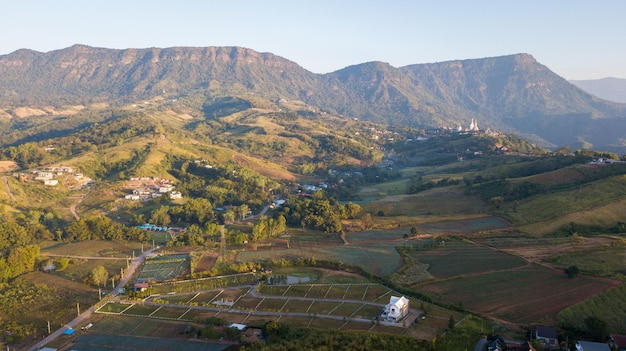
[535,326,559,349]
[381,296,409,322]
[133,282,149,292]
[158,184,175,193]
[576,340,611,351]
[44,179,59,186]
[35,171,54,180]
[169,191,182,199]
[609,334,626,351]
[132,187,152,196]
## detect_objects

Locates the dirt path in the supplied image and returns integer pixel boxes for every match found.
[68,189,89,220]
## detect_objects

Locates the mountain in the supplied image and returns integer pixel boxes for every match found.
[1,45,626,152]
[569,77,626,104]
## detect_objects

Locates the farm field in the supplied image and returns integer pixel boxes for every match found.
[407,240,528,279]
[40,240,146,258]
[414,264,619,325]
[71,332,230,351]
[236,241,403,276]
[137,254,189,282]
[359,185,489,217]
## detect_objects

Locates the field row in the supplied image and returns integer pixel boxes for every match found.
[260,283,393,303]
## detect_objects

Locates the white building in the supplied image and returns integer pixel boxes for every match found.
[43,179,59,186]
[170,191,182,199]
[381,296,409,322]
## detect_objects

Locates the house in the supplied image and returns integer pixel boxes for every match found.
[44,179,59,186]
[133,187,152,196]
[535,326,559,349]
[134,282,149,292]
[125,194,140,201]
[609,334,626,351]
[506,340,537,351]
[170,191,182,199]
[158,184,175,193]
[576,341,611,351]
[35,171,54,180]
[227,323,247,332]
[381,296,409,322]
[488,335,506,351]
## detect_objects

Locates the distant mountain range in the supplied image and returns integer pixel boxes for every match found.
[569,77,626,104]
[1,45,626,152]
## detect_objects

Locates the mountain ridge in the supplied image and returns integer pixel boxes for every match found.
[569,77,626,104]
[2,45,626,152]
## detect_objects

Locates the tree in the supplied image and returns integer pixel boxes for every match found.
[584,316,607,341]
[410,226,420,236]
[448,315,455,329]
[564,265,579,278]
[150,206,171,226]
[55,257,70,271]
[360,213,373,230]
[89,266,108,287]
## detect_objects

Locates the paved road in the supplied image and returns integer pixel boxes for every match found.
[28,247,159,351]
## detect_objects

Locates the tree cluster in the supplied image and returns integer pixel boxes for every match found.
[274,194,361,233]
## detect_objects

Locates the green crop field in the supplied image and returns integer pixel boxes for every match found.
[508,175,626,226]
[557,284,626,334]
[72,333,230,351]
[237,241,403,276]
[408,240,528,279]
[137,254,188,282]
[308,301,342,314]
[150,306,188,319]
[123,304,160,316]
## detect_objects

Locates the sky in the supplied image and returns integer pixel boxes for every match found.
[1,0,625,80]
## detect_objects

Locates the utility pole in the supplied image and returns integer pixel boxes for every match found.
[77,302,80,316]
[48,320,51,334]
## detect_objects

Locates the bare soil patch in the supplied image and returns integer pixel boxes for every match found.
[0,161,19,172]
[194,252,218,273]
[502,236,614,262]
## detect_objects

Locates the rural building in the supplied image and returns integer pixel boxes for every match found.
[227,323,247,331]
[576,340,611,351]
[488,335,506,351]
[535,326,559,349]
[381,295,409,322]
[134,282,149,292]
[125,194,140,201]
[170,191,182,199]
[44,179,59,186]
[158,184,175,193]
[35,171,54,180]
[609,334,626,351]
[505,339,537,351]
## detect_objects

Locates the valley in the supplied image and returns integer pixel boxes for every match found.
[0,47,624,350]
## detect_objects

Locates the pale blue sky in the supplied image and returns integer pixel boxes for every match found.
[1,0,624,79]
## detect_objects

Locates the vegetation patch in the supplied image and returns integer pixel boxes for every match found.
[415,264,618,324]
[407,240,527,279]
